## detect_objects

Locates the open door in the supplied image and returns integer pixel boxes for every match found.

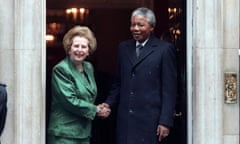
[46,0,187,144]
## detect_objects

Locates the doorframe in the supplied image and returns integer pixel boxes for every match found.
[43,0,194,143]
[186,0,193,144]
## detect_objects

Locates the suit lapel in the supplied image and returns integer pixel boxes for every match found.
[67,58,96,96]
[82,64,97,96]
[124,36,159,69]
[126,41,137,65]
[133,36,157,67]
[134,43,154,65]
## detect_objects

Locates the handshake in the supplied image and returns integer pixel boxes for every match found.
[96,103,111,118]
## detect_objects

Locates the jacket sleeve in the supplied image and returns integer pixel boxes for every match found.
[105,46,122,108]
[0,84,7,136]
[159,43,177,127]
[51,66,97,120]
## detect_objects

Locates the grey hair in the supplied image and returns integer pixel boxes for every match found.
[131,7,156,27]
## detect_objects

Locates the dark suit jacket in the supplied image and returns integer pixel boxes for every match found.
[0,84,7,136]
[106,35,177,144]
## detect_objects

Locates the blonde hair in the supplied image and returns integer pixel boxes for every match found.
[63,25,97,54]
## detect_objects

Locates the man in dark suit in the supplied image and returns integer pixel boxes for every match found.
[0,83,7,143]
[100,7,177,144]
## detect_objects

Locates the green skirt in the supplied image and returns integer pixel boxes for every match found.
[47,135,90,144]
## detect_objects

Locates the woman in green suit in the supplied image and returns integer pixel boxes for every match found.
[47,25,108,144]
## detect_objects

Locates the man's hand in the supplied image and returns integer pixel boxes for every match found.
[96,103,111,118]
[156,125,170,142]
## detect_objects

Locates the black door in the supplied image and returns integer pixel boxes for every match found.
[154,1,187,144]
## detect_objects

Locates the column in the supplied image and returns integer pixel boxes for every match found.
[222,0,239,143]
[192,0,224,144]
[0,0,15,143]
[0,0,46,144]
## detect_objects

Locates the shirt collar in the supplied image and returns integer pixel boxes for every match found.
[136,38,149,47]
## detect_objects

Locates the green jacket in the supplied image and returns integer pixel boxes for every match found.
[48,57,97,139]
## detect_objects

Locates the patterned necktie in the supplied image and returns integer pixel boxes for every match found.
[136,44,143,57]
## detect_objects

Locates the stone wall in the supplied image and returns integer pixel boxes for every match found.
[192,0,239,144]
[0,0,46,144]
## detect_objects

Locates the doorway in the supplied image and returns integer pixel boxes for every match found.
[46,0,187,144]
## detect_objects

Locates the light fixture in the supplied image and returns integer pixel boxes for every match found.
[46,34,55,42]
[168,7,182,44]
[65,7,89,23]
